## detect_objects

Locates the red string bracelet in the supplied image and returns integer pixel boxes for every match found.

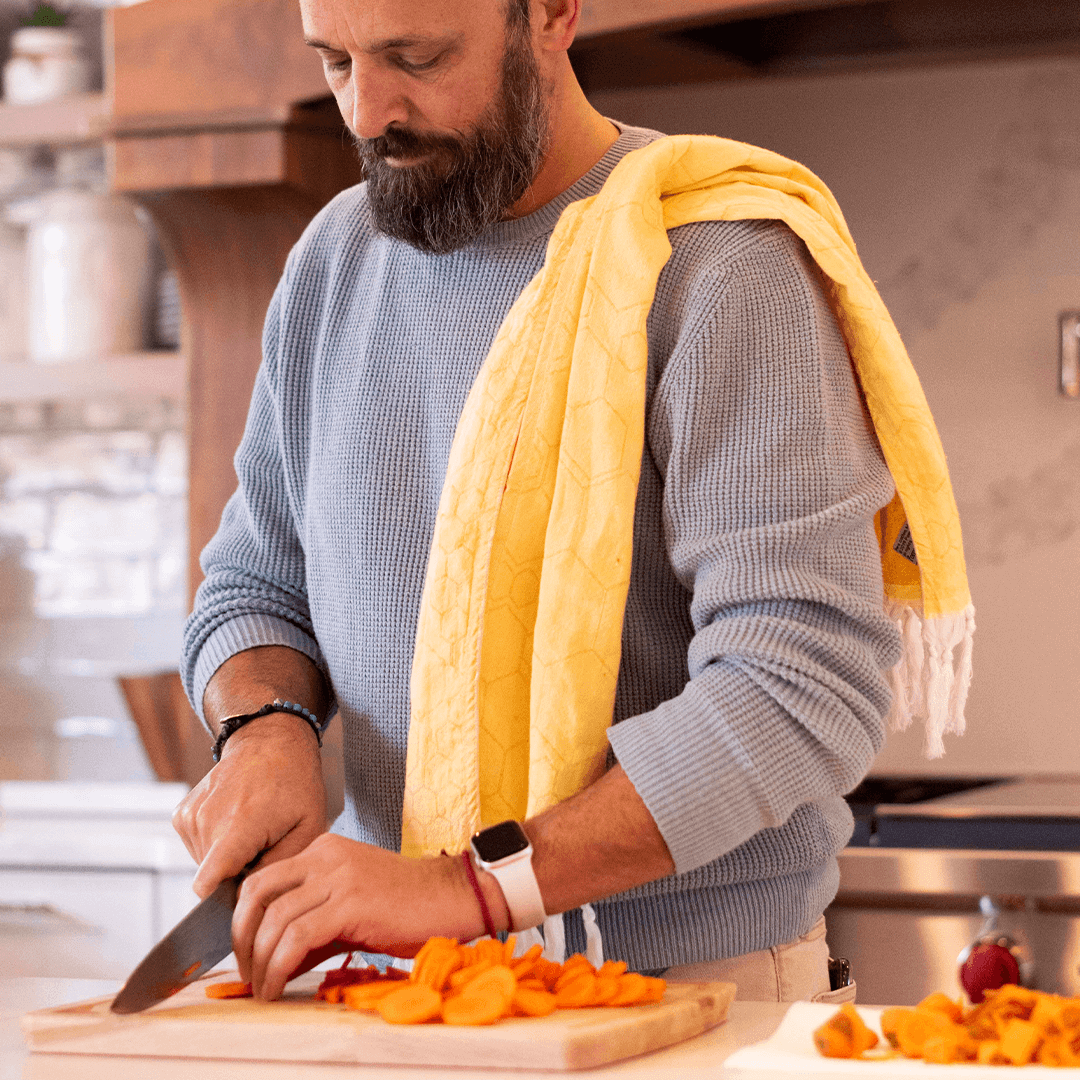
[460,850,497,940]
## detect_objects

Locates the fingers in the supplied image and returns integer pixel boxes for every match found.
[259,906,338,1002]
[192,830,267,899]
[234,862,334,998]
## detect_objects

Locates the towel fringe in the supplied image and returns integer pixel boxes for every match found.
[886,600,975,759]
[513,906,604,967]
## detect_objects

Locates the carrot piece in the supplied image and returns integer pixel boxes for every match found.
[511,944,543,977]
[205,981,253,999]
[917,992,963,1023]
[554,960,593,992]
[442,989,508,1026]
[448,962,494,990]
[462,964,517,1003]
[513,987,558,1017]
[597,960,627,980]
[377,983,443,1025]
[516,977,547,991]
[640,976,666,1003]
[342,982,406,1011]
[608,973,649,1007]
[590,978,621,1006]
[503,936,517,964]
[554,972,597,1008]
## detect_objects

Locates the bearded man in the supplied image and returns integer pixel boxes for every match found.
[175,0,909,1003]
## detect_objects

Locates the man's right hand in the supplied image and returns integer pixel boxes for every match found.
[173,711,328,898]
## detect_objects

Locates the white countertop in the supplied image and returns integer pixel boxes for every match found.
[4,979,796,1080]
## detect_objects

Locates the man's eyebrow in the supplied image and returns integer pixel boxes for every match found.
[303,33,462,55]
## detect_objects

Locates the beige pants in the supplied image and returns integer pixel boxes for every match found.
[661,917,856,1003]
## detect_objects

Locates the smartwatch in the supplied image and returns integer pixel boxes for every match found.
[470,820,547,933]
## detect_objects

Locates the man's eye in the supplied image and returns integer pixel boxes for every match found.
[324,55,351,74]
[397,54,441,74]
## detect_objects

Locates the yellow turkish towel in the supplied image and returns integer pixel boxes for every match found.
[401,135,974,858]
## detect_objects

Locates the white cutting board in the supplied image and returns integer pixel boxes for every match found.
[22,972,736,1072]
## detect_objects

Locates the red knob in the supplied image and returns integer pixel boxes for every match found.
[960,943,1021,1003]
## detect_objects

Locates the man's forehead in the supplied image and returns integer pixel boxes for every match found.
[299,0,506,46]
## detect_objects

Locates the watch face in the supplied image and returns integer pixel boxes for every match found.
[472,820,530,864]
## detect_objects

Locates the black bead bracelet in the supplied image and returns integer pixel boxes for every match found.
[212,699,325,762]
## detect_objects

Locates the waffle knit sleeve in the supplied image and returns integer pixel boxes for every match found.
[181,268,329,726]
[607,221,900,876]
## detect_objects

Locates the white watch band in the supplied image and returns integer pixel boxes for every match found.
[482,852,547,933]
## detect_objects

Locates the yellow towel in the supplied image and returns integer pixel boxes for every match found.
[401,135,974,859]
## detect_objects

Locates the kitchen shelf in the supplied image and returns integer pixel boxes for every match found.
[0,351,185,404]
[0,92,109,149]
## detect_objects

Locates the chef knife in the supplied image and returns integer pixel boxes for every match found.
[110,873,242,1014]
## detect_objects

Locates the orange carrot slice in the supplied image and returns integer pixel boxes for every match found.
[342,982,406,1010]
[554,972,597,1008]
[377,983,443,1025]
[513,987,558,1017]
[204,981,253,999]
[609,973,649,1006]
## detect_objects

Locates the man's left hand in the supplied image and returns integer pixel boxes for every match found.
[231,835,502,1000]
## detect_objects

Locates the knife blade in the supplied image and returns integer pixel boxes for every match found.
[110,874,241,1014]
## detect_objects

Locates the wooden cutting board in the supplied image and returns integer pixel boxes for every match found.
[22,972,736,1072]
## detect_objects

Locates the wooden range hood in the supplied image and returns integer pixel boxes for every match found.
[571,0,1080,91]
[106,0,1080,608]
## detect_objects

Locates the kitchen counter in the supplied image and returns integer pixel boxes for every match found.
[4,978,794,1079]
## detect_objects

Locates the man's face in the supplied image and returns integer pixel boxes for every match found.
[301,0,551,254]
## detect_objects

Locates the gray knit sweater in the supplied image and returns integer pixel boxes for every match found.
[183,124,901,972]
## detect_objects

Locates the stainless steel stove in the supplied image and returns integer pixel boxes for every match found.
[826,777,1080,1004]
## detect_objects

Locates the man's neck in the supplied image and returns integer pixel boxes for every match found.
[504,61,619,221]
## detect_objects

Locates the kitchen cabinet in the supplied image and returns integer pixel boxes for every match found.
[0,783,197,980]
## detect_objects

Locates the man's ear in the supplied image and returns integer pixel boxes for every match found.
[533,0,580,52]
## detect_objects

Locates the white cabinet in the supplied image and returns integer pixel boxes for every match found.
[0,782,198,979]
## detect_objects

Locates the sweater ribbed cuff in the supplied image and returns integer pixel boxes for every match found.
[607,680,771,876]
[190,614,328,728]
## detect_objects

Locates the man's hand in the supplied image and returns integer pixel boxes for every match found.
[173,713,328,898]
[231,836,502,1000]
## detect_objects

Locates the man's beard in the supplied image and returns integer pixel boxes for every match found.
[352,27,551,255]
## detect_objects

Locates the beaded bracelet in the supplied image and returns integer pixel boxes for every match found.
[212,698,325,763]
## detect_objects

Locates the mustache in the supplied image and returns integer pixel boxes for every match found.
[354,127,466,162]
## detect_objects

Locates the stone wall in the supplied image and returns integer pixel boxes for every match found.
[0,393,187,780]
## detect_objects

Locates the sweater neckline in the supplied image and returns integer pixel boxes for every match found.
[466,123,655,250]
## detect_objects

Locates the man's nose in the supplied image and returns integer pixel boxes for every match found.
[348,61,410,140]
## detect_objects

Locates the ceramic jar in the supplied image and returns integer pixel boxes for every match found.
[13,188,154,364]
[2,26,91,106]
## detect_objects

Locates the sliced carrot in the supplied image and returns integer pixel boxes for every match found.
[443,990,508,1026]
[640,976,666,1003]
[503,936,518,964]
[342,982,406,1011]
[377,983,443,1025]
[205,981,253,999]
[591,978,622,1006]
[463,964,517,1004]
[448,961,495,990]
[555,960,593,992]
[609,973,649,1006]
[555,972,597,1008]
[511,944,543,977]
[513,987,558,1017]
[517,977,547,992]
[597,960,627,979]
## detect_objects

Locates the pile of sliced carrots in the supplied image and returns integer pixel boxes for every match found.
[343,936,665,1026]
[206,935,665,1026]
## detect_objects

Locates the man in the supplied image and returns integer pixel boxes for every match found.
[176,0,901,1002]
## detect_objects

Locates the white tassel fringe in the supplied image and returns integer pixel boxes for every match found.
[512,905,604,967]
[885,599,975,759]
